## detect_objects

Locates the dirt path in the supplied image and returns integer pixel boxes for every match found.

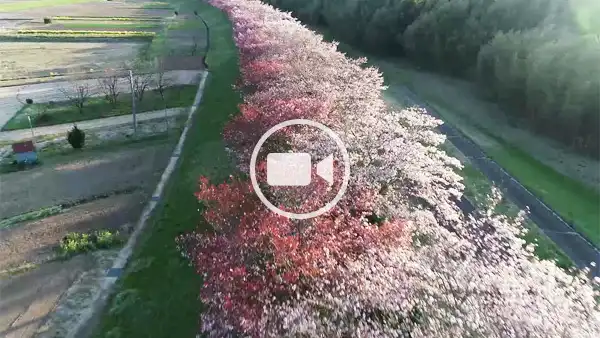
[0,142,172,220]
[0,106,187,143]
[0,255,92,338]
[0,70,201,129]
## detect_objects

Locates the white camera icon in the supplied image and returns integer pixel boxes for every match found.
[266,153,333,186]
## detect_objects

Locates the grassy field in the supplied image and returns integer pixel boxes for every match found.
[0,0,101,12]
[2,85,197,131]
[91,0,239,337]
[0,41,142,81]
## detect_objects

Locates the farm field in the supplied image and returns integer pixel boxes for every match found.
[0,42,141,81]
[0,1,207,337]
[0,140,176,338]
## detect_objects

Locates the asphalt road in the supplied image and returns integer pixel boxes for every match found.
[0,70,202,129]
[397,86,600,276]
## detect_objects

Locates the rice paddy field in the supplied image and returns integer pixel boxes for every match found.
[0,0,176,83]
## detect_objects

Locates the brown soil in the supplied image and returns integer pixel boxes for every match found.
[0,191,146,271]
[2,1,170,20]
[0,255,92,338]
[0,143,172,219]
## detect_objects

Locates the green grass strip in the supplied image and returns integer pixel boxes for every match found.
[15,29,155,37]
[92,0,240,337]
[53,16,164,22]
[444,143,574,270]
[0,205,63,229]
[0,35,153,42]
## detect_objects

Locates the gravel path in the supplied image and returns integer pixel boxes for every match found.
[0,255,91,338]
[0,107,187,143]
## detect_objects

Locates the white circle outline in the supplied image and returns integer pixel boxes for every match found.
[250,119,350,220]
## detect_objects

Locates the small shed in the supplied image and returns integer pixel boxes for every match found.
[12,140,37,164]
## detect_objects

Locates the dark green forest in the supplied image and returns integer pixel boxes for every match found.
[265,0,600,158]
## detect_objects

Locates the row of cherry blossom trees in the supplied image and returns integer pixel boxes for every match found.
[178,0,600,336]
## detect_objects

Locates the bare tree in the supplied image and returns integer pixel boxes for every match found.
[190,35,198,56]
[133,72,152,103]
[60,82,91,114]
[98,70,121,107]
[154,59,172,130]
[154,59,171,108]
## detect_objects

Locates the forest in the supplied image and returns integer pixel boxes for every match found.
[265,0,600,158]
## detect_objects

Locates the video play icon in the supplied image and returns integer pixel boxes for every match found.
[266,153,334,186]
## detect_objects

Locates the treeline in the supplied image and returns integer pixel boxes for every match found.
[264,0,600,158]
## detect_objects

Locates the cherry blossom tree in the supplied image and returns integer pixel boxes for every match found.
[178,0,600,337]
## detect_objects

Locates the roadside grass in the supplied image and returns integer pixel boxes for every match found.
[58,21,162,30]
[442,142,574,270]
[92,0,240,336]
[0,0,100,12]
[2,85,197,131]
[429,99,600,246]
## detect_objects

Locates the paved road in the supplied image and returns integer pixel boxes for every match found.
[0,70,202,129]
[397,86,600,276]
[0,107,186,143]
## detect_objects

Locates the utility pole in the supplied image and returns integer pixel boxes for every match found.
[128,70,137,135]
[27,115,34,140]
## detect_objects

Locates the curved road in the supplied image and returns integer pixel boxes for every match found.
[398,86,600,277]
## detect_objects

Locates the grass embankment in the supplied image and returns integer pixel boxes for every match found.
[0,0,100,12]
[92,0,239,336]
[0,30,155,42]
[421,94,600,247]
[3,85,197,131]
[443,143,574,270]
